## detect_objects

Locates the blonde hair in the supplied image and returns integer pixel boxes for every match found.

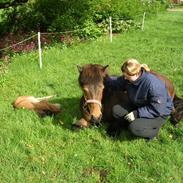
[121,58,150,76]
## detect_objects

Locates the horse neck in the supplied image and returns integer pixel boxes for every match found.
[102,74,113,103]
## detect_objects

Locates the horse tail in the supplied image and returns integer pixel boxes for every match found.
[170,94,183,127]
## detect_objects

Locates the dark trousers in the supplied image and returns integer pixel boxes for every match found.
[112,104,167,139]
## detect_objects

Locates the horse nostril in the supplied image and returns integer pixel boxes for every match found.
[91,115,102,124]
[91,115,98,123]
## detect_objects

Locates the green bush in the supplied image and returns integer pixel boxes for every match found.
[98,18,141,34]
[75,19,103,39]
[0,0,170,39]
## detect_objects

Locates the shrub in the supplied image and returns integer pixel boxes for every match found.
[0,0,171,39]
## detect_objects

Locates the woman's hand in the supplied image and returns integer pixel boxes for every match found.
[124,110,138,122]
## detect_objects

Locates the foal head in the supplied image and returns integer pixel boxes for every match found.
[77,64,109,124]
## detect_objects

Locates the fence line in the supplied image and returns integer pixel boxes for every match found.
[0,13,146,52]
[0,34,37,52]
[0,30,82,69]
[111,12,146,21]
[0,14,146,68]
[108,12,146,42]
[40,29,81,35]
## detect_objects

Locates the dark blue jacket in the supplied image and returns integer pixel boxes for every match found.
[105,70,173,118]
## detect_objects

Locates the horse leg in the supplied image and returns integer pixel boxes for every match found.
[170,113,182,128]
[72,118,90,129]
[170,95,183,128]
[107,117,129,137]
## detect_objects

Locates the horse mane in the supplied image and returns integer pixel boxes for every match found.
[78,64,108,86]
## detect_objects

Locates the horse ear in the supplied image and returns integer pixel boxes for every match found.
[77,65,82,73]
[102,65,109,72]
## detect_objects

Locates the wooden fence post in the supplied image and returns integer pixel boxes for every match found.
[38,32,42,69]
[109,16,112,42]
[141,12,146,31]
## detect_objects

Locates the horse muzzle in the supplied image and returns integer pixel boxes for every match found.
[83,99,103,125]
[90,114,102,124]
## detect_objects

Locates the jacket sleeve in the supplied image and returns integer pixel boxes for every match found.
[104,76,126,91]
[137,82,169,118]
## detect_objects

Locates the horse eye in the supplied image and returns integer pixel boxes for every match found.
[83,104,90,113]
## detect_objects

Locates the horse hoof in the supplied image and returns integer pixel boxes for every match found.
[72,124,83,131]
[72,119,90,130]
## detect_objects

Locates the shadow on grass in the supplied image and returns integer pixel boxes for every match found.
[50,96,81,128]
[47,97,138,142]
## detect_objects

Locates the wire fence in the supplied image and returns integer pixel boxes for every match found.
[0,13,146,69]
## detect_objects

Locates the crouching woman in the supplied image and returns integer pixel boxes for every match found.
[106,59,173,140]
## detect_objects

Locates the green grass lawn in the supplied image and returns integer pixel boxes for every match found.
[0,11,183,183]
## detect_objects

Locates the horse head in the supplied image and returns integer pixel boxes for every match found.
[77,64,109,125]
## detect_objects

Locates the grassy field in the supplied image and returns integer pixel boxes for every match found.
[0,11,183,183]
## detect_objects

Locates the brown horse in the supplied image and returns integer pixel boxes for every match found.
[75,64,108,127]
[75,64,182,129]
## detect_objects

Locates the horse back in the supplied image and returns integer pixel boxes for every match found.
[150,70,175,98]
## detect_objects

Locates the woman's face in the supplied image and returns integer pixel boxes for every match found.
[123,72,139,82]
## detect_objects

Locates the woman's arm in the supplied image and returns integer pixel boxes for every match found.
[137,82,171,118]
[104,76,126,91]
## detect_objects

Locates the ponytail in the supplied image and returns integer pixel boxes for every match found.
[140,64,150,72]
